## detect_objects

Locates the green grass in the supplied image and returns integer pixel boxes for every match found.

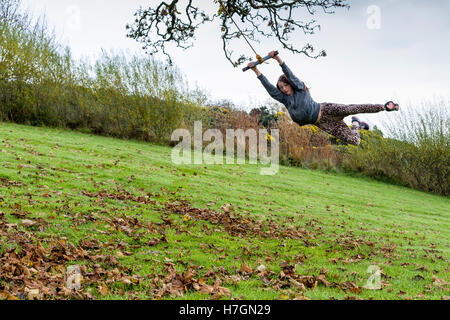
[0,121,448,300]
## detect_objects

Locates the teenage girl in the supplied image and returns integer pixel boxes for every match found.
[248,51,399,145]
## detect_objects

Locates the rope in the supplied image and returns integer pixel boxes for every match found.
[218,0,264,63]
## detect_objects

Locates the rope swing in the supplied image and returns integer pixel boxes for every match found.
[217,0,263,63]
[217,0,278,71]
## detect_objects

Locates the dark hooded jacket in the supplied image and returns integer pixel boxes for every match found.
[257,62,320,126]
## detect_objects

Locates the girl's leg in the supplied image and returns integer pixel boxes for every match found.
[316,111,361,146]
[320,102,384,118]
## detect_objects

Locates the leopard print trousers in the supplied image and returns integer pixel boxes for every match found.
[315,102,385,145]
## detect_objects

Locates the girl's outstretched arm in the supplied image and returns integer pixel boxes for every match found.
[248,62,287,104]
[249,63,262,77]
[269,51,305,91]
[270,51,284,66]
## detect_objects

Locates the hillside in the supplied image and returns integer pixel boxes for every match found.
[0,122,448,300]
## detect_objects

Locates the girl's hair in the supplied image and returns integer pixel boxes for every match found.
[277,74,310,93]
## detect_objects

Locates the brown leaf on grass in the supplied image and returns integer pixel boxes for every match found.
[221,203,233,213]
[0,291,18,300]
[415,265,428,272]
[400,262,410,267]
[328,258,338,264]
[12,209,29,218]
[82,189,157,205]
[298,276,317,290]
[0,220,133,300]
[279,260,292,269]
[0,178,23,187]
[343,253,365,264]
[261,277,271,286]
[289,278,307,291]
[226,274,242,286]
[344,296,363,300]
[21,219,37,227]
[25,287,40,300]
[210,287,230,300]
[210,277,232,299]
[432,276,449,289]
[279,261,297,278]
[294,254,307,264]
[380,244,396,253]
[98,283,109,296]
[195,283,214,295]
[163,199,315,243]
[317,274,331,287]
[116,250,125,258]
[153,265,232,299]
[146,235,167,246]
[240,261,253,275]
[340,281,361,294]
[120,225,133,235]
[183,269,195,284]
[256,264,267,275]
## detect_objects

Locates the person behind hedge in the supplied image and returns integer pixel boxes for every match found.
[247,51,399,145]
[353,118,370,131]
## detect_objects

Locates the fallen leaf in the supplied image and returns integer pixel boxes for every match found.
[240,261,253,274]
[21,219,37,227]
[432,276,448,288]
[318,274,331,287]
[256,265,267,273]
[25,288,40,300]
[98,283,109,296]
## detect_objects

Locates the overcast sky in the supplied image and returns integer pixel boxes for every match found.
[21,0,450,127]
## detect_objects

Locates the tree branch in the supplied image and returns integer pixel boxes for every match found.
[127,0,349,66]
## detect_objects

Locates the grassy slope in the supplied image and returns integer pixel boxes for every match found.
[0,122,448,300]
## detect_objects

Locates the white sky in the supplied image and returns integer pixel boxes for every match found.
[21,0,450,127]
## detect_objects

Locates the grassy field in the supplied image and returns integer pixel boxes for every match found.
[0,121,448,300]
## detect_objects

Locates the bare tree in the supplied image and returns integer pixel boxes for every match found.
[0,0,35,31]
[0,0,22,25]
[126,0,350,67]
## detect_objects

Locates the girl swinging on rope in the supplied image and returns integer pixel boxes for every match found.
[248,51,399,145]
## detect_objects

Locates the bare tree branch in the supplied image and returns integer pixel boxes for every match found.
[126,0,350,66]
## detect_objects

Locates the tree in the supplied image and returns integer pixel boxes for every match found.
[0,0,20,21]
[126,0,350,67]
[0,0,28,28]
